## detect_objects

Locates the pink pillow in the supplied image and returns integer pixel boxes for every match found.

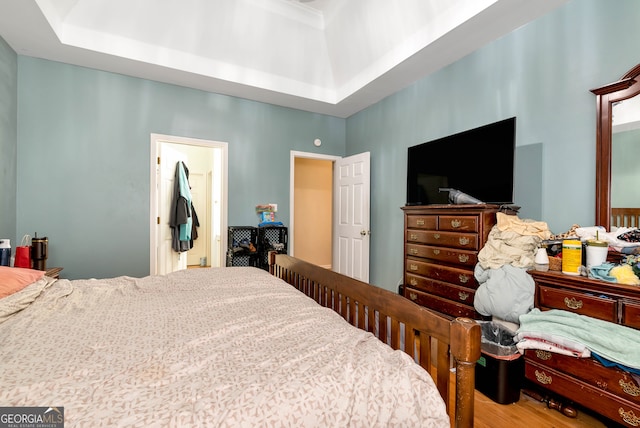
[0,266,46,298]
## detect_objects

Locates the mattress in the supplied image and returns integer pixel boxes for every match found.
[0,267,448,427]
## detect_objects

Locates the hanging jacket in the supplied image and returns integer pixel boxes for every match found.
[170,161,195,252]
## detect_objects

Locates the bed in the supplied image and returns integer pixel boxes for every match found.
[611,207,640,228]
[0,255,480,427]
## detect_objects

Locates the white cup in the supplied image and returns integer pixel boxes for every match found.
[586,240,608,269]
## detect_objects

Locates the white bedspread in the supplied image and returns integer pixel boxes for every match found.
[0,267,448,427]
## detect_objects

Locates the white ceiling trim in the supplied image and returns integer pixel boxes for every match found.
[0,0,570,118]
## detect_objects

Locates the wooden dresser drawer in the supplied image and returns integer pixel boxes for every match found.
[404,276,475,305]
[438,215,478,232]
[537,285,617,322]
[526,361,640,427]
[525,350,640,405]
[406,215,437,230]
[406,246,477,268]
[403,287,478,319]
[406,264,476,289]
[405,231,478,250]
[622,299,640,329]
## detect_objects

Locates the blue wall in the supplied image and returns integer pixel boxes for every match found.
[16,59,345,279]
[346,0,640,288]
[0,36,17,247]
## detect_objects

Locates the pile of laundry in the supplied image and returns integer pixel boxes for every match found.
[473,212,551,323]
[473,214,640,384]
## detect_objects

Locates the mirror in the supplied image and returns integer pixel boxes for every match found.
[591,64,640,231]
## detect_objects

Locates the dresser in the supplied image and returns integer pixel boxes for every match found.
[401,204,498,319]
[527,269,640,427]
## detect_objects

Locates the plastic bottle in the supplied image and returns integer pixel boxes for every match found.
[0,239,11,267]
[562,239,582,275]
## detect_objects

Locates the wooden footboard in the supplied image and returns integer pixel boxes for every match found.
[270,253,481,428]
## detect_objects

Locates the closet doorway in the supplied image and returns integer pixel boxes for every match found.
[291,154,337,269]
[290,151,370,282]
[150,134,228,275]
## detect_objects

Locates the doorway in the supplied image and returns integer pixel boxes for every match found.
[290,151,370,282]
[150,134,228,275]
[292,156,334,268]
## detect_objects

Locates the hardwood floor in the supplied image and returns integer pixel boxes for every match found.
[474,389,609,427]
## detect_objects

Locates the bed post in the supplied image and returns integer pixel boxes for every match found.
[450,318,481,428]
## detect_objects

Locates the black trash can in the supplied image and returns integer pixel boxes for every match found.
[475,321,524,404]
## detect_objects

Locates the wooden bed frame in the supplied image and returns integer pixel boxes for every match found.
[611,207,640,228]
[270,253,481,428]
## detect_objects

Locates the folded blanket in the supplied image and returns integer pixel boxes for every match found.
[474,265,534,323]
[517,308,640,369]
[515,333,591,358]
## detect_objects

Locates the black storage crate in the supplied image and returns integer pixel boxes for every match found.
[228,226,257,252]
[257,226,288,270]
[226,226,259,267]
[226,251,259,267]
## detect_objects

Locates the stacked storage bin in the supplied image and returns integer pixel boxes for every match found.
[257,225,288,270]
[226,226,259,267]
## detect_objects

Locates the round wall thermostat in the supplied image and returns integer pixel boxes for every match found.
[313,138,322,147]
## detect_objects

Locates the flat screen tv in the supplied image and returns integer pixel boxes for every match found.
[406,117,516,205]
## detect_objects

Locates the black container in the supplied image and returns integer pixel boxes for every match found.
[257,226,288,270]
[475,321,524,404]
[228,226,257,251]
[475,351,524,404]
[226,251,259,267]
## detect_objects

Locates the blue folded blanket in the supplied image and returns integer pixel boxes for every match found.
[517,308,640,370]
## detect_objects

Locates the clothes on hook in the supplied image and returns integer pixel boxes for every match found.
[170,161,200,252]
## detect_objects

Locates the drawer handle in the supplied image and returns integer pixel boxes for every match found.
[459,237,470,246]
[459,274,469,284]
[433,249,440,255]
[620,379,640,397]
[618,408,640,426]
[535,350,552,360]
[564,297,583,310]
[459,291,469,301]
[535,370,552,385]
[410,233,419,241]
[409,264,418,271]
[409,292,418,301]
[433,233,440,239]
[409,248,419,255]
[450,219,462,228]
[458,254,469,263]
[410,278,417,286]
[416,219,425,226]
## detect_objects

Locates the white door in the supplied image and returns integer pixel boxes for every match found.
[158,145,188,274]
[333,152,370,282]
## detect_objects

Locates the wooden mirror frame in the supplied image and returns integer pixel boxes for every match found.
[591,63,640,231]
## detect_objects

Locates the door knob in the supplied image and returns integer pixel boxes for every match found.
[360,230,370,236]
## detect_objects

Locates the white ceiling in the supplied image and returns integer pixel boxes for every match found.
[0,0,569,118]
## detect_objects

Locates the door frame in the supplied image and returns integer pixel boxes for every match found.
[150,134,229,275]
[289,151,341,257]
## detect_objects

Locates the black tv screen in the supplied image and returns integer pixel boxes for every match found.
[406,117,516,205]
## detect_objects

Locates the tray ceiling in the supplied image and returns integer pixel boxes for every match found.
[0,0,568,117]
